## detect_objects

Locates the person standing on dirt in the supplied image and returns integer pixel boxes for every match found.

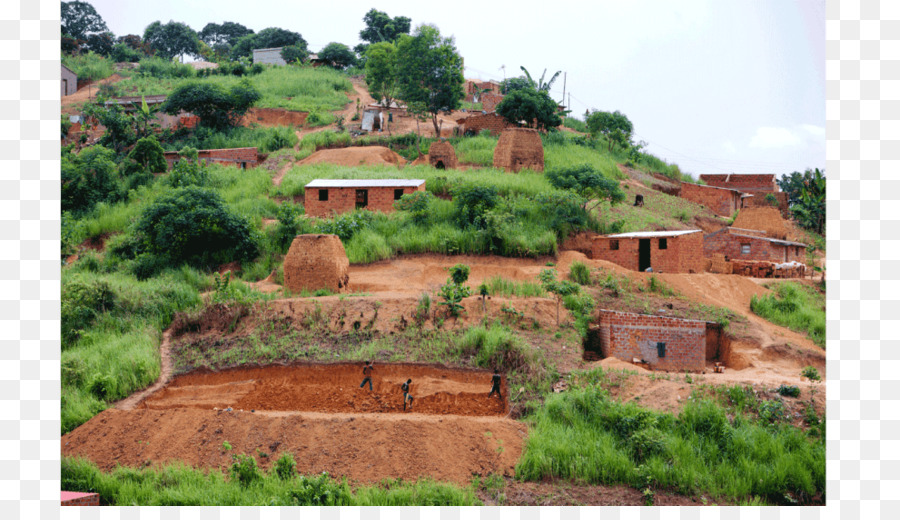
[489,368,502,400]
[401,378,414,410]
[359,361,374,391]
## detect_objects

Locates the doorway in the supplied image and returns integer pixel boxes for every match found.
[355,189,368,209]
[639,239,651,271]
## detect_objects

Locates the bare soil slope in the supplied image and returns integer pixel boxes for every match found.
[298,146,404,167]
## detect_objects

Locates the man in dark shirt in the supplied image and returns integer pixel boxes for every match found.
[489,368,502,399]
[401,378,414,410]
[359,361,374,391]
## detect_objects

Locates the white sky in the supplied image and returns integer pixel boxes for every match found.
[86,0,825,177]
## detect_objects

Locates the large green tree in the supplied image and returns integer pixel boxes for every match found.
[396,25,465,137]
[546,165,626,213]
[354,8,411,57]
[62,145,120,214]
[143,21,201,60]
[790,168,826,235]
[230,27,306,60]
[519,66,561,93]
[495,88,562,130]
[586,110,634,151]
[319,42,356,69]
[61,1,108,42]
[364,42,398,108]
[162,80,260,130]
[199,21,254,57]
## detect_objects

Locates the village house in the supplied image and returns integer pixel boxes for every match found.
[61,64,77,97]
[591,230,705,273]
[679,182,744,217]
[703,227,807,263]
[304,179,426,217]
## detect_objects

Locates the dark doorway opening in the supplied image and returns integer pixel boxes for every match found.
[356,189,368,209]
[435,160,445,170]
[639,239,651,271]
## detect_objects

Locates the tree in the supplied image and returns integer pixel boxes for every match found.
[199,22,254,48]
[143,20,201,60]
[81,103,137,153]
[538,268,579,326]
[84,32,115,57]
[128,186,259,273]
[546,165,626,213]
[396,25,465,137]
[319,42,357,69]
[777,170,807,207]
[500,76,532,94]
[364,42,398,107]
[230,27,306,60]
[438,264,472,317]
[281,44,309,64]
[453,184,499,229]
[62,145,120,214]
[110,42,143,63]
[790,168,825,235]
[61,1,108,42]
[127,136,167,173]
[586,110,634,151]
[354,8,411,57]
[519,66,561,93]
[162,80,260,130]
[495,88,562,130]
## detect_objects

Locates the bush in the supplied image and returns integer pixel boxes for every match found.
[61,275,116,347]
[136,56,195,78]
[453,184,499,229]
[122,186,259,276]
[569,261,591,285]
[62,145,121,214]
[776,385,801,398]
[162,80,261,130]
[273,452,296,480]
[229,454,262,486]
[128,135,168,173]
[801,366,821,381]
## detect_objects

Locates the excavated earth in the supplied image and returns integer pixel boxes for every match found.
[61,363,525,484]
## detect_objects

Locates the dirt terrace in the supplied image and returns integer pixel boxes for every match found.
[62,363,525,484]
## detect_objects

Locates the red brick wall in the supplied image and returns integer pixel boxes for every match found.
[164,147,258,170]
[741,191,790,218]
[596,310,707,371]
[61,493,100,506]
[703,228,806,263]
[457,113,510,136]
[699,174,777,193]
[305,184,426,218]
[481,93,504,112]
[679,182,741,217]
[591,233,705,273]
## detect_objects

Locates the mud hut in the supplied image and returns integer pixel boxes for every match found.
[492,128,544,172]
[283,234,350,293]
[428,141,458,169]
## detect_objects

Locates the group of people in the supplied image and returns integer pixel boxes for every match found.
[358,361,503,411]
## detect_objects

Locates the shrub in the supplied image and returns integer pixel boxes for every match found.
[801,366,821,381]
[62,145,121,214]
[61,275,116,347]
[569,261,591,285]
[229,454,262,486]
[453,184,499,229]
[127,136,168,173]
[776,385,801,398]
[162,80,261,130]
[438,264,472,317]
[273,452,296,480]
[123,187,259,276]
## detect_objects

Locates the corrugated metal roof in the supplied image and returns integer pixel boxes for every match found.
[305,179,426,188]
[606,230,702,238]
[729,233,808,247]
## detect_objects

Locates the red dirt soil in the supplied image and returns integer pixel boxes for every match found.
[62,363,525,484]
[298,146,404,167]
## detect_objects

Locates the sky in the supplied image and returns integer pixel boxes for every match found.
[84,0,826,178]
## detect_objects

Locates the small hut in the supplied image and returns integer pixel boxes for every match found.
[492,128,544,172]
[428,141,458,169]
[283,234,350,293]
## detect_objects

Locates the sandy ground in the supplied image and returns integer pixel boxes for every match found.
[297,146,404,167]
[61,74,125,115]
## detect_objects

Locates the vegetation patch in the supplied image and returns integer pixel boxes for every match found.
[750,282,825,348]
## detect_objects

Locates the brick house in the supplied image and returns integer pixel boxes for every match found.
[679,182,743,217]
[699,174,778,193]
[481,92,504,112]
[304,179,426,217]
[588,310,709,372]
[61,64,77,97]
[455,112,511,136]
[163,147,259,170]
[591,230,705,273]
[703,227,807,263]
[465,80,502,102]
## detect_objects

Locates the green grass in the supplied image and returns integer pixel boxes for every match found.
[562,117,587,133]
[167,125,299,154]
[750,282,826,348]
[112,66,352,114]
[515,378,825,505]
[484,276,548,298]
[62,457,481,506]
[448,134,496,166]
[63,52,115,82]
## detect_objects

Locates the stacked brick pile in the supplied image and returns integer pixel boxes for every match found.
[730,260,806,278]
[283,234,350,293]
[428,141,458,169]
[456,113,510,136]
[708,254,733,274]
[481,92,504,112]
[732,207,788,240]
[493,128,544,172]
[742,192,790,218]
[61,491,100,506]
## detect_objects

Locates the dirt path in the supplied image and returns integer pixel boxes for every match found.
[61,74,124,114]
[115,330,173,411]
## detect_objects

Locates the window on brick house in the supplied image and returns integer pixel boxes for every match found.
[656,342,666,358]
[659,238,667,249]
[240,162,247,169]
[610,240,619,250]
[394,188,404,200]
[741,244,750,255]
[319,189,328,201]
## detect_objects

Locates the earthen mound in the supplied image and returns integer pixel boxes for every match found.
[283,234,349,293]
[299,146,403,167]
[239,108,308,127]
[493,128,544,172]
[733,207,787,239]
[428,141,458,169]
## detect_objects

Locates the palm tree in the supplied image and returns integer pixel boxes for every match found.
[519,66,561,93]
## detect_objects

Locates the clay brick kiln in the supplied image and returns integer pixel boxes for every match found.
[732,207,788,240]
[428,141,458,169]
[283,234,350,293]
[492,128,544,172]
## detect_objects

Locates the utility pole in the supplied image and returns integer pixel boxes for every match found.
[562,72,566,107]
[568,93,571,112]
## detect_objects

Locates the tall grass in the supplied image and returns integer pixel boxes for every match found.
[167,125,298,154]
[448,134,497,165]
[63,52,115,81]
[750,282,825,348]
[484,276,547,298]
[62,457,481,506]
[516,384,825,505]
